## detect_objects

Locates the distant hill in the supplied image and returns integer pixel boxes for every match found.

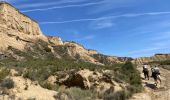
[133,54,170,64]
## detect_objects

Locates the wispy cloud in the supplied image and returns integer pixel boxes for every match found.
[22,2,103,13]
[17,0,87,9]
[127,31,170,57]
[89,19,115,30]
[40,11,170,24]
[123,20,170,40]
[0,0,19,3]
[88,0,145,14]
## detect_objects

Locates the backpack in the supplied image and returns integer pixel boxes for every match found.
[154,67,160,74]
[143,65,148,72]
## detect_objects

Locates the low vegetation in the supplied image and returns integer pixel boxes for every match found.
[55,86,128,100]
[113,62,142,98]
[149,60,170,65]
[0,67,10,82]
[0,56,142,100]
[1,78,14,89]
[148,60,170,70]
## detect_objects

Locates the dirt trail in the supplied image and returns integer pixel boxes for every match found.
[130,66,170,100]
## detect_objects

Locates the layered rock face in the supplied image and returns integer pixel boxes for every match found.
[0,3,48,51]
[48,36,63,45]
[63,42,101,64]
[133,54,170,64]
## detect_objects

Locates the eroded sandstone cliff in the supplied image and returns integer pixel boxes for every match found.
[133,54,170,64]
[0,2,49,51]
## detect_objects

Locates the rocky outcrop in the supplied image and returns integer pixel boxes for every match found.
[0,2,48,51]
[53,69,123,93]
[92,54,133,65]
[133,54,170,64]
[62,42,131,64]
[63,42,102,64]
[48,36,63,46]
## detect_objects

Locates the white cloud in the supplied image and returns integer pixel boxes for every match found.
[1,0,22,4]
[40,11,170,24]
[88,0,144,14]
[17,0,87,9]
[89,19,114,30]
[22,2,103,13]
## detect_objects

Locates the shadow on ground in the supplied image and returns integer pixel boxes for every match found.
[145,83,157,90]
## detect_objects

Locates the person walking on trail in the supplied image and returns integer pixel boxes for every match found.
[143,64,149,80]
[152,66,161,86]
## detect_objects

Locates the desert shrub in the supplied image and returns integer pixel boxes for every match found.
[1,78,14,89]
[56,87,95,100]
[40,81,60,91]
[148,60,170,70]
[0,68,10,82]
[120,62,142,94]
[149,60,170,65]
[161,60,170,65]
[104,90,126,100]
[23,67,51,81]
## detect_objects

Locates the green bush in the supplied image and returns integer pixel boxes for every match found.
[149,60,170,65]
[56,87,95,100]
[104,90,126,100]
[1,78,14,89]
[0,68,10,82]
[40,81,60,91]
[120,62,142,94]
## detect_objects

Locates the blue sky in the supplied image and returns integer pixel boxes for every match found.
[3,0,170,58]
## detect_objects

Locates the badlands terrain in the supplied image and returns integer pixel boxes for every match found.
[0,2,170,100]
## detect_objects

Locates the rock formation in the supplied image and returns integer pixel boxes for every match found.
[0,2,48,51]
[49,69,123,93]
[133,54,170,64]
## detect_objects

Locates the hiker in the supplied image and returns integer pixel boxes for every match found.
[143,64,149,80]
[151,67,154,78]
[152,66,161,86]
